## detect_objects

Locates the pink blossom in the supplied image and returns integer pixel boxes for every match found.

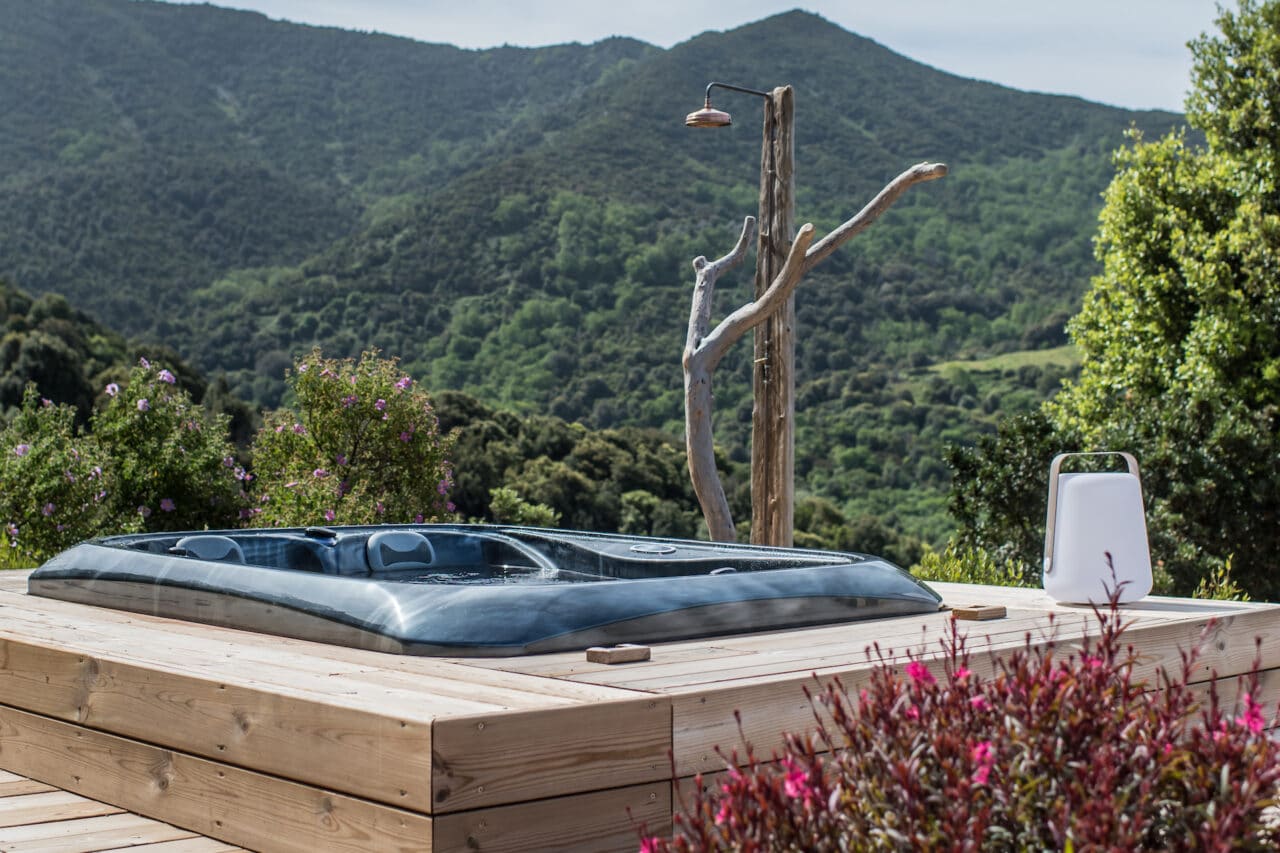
[781,758,814,801]
[292,423,306,434]
[445,501,456,513]
[137,398,150,412]
[970,740,995,785]
[953,666,973,681]
[274,424,285,433]
[395,376,411,391]
[972,764,992,785]
[906,705,920,720]
[399,431,412,442]
[284,481,299,489]
[105,383,119,397]
[13,444,29,457]
[374,399,387,411]
[1236,693,1267,735]
[715,801,731,826]
[437,479,449,495]
[159,498,175,512]
[313,468,328,478]
[139,356,150,369]
[414,514,424,524]
[640,836,662,853]
[157,369,176,384]
[324,509,336,522]
[223,456,236,467]
[375,501,385,515]
[904,661,936,686]
[970,695,990,712]
[342,394,357,408]
[297,363,309,373]
[336,454,347,466]
[1083,655,1104,670]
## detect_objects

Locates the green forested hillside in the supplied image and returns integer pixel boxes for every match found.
[0,1,1186,544]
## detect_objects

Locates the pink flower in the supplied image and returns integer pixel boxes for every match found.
[375,501,385,515]
[970,694,990,712]
[437,479,449,495]
[105,383,119,397]
[970,740,995,785]
[159,498,175,512]
[904,661,936,686]
[640,837,662,853]
[157,369,176,384]
[274,424,285,433]
[781,758,814,802]
[137,398,150,412]
[446,501,456,513]
[313,468,328,478]
[414,514,424,524]
[298,363,309,373]
[223,456,236,467]
[13,444,29,457]
[954,666,973,681]
[1236,693,1267,735]
[292,423,306,434]
[342,395,357,408]
[395,376,411,391]
[336,454,347,466]
[139,356,150,369]
[1083,655,1104,670]
[324,509,335,522]
[905,705,920,720]
[374,399,387,411]
[715,801,731,826]
[399,431,412,442]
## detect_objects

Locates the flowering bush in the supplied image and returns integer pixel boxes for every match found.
[0,387,120,564]
[90,359,244,531]
[250,349,454,526]
[645,596,1280,850]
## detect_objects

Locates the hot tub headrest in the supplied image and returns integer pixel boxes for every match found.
[172,535,245,564]
[367,530,436,571]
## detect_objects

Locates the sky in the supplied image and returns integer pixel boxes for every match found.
[165,1,1223,111]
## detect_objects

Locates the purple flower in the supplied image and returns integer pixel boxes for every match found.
[446,501,456,513]
[40,398,51,408]
[13,444,30,457]
[374,399,387,411]
[341,395,357,408]
[157,369,176,384]
[42,502,55,517]
[137,398,150,412]
[137,505,152,518]
[139,356,150,369]
[159,498,176,512]
[297,363,309,373]
[414,514,424,524]
[399,431,412,443]
[437,479,449,496]
[292,423,306,434]
[223,456,235,468]
[395,376,411,391]
[313,468,328,478]
[105,383,119,397]
[375,501,385,515]
[324,509,335,522]
[336,454,347,466]
[274,424,285,433]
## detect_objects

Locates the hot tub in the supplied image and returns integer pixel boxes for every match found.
[28,525,942,656]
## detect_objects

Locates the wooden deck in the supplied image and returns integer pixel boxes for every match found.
[0,569,1276,852]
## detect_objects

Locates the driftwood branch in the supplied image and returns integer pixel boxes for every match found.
[682,161,946,542]
[684,218,755,542]
[802,162,948,274]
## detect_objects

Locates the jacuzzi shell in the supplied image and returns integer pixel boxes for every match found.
[28,524,943,656]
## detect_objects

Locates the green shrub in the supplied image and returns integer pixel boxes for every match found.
[910,541,1031,587]
[0,387,120,564]
[90,359,244,531]
[487,486,559,527]
[250,349,454,526]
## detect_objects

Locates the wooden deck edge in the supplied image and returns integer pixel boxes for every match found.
[0,632,434,813]
[431,697,672,813]
[0,703,431,853]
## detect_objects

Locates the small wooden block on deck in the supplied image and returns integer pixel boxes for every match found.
[952,604,1007,621]
[586,644,651,664]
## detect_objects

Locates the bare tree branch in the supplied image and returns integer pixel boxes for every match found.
[802,162,948,274]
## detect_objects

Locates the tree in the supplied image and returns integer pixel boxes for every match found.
[952,1,1280,597]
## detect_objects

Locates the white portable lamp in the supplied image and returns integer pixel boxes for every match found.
[1043,452,1152,604]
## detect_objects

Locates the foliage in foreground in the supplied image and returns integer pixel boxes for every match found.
[644,597,1280,851]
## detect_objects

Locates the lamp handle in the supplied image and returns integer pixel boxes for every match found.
[1043,451,1140,576]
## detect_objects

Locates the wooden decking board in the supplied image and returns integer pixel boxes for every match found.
[0,812,196,852]
[0,791,124,828]
[120,840,245,852]
[0,704,432,853]
[431,699,670,813]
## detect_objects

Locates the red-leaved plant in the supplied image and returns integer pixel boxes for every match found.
[642,593,1279,851]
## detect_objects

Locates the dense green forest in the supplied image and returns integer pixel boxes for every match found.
[0,1,1186,545]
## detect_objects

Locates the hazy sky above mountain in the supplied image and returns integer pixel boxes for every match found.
[165,1,1221,111]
